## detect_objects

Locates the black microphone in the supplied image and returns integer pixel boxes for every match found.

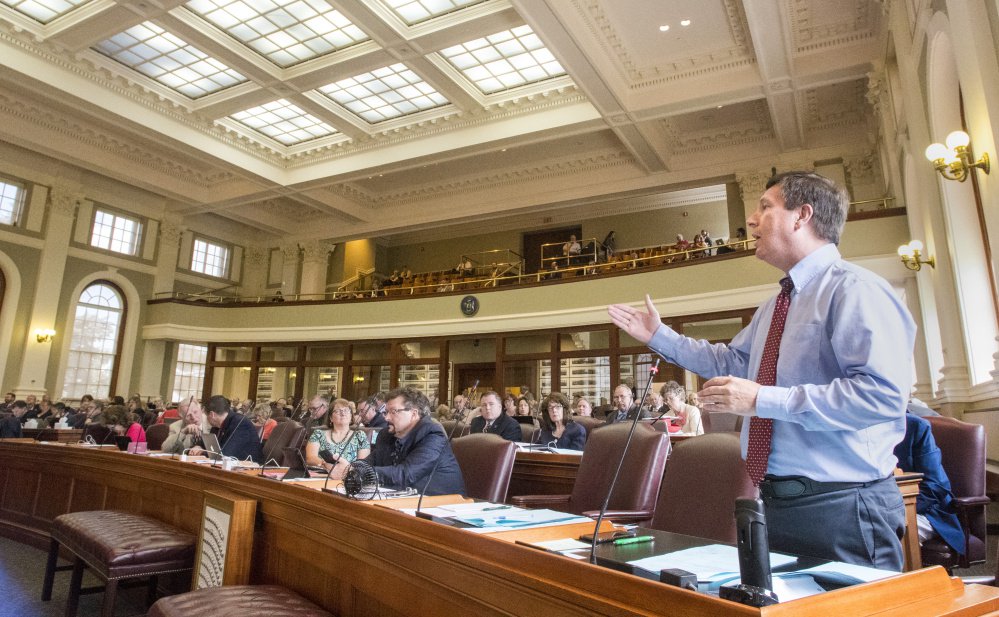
[588,358,663,564]
[719,498,779,606]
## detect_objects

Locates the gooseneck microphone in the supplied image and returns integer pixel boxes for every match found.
[414,421,454,521]
[719,498,779,606]
[588,358,663,564]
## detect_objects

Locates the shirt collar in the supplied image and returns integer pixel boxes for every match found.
[787,243,839,294]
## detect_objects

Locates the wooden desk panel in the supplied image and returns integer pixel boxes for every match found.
[0,442,993,617]
[23,428,83,443]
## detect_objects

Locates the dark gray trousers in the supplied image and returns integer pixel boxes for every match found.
[763,476,905,571]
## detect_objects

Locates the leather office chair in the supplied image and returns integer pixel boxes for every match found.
[701,412,743,433]
[921,416,989,571]
[648,432,757,543]
[145,423,170,450]
[441,420,470,439]
[573,416,605,442]
[261,420,302,466]
[451,433,517,503]
[520,423,539,443]
[510,423,670,523]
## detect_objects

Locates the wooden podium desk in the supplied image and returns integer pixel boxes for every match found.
[1,441,994,617]
[22,428,83,443]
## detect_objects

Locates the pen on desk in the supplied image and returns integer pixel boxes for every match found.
[613,535,654,546]
[482,505,512,511]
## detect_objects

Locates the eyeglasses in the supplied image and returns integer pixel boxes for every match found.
[308,405,326,412]
[332,408,351,415]
[548,403,563,409]
[386,407,414,416]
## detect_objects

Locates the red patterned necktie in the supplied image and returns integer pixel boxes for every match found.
[746,277,794,486]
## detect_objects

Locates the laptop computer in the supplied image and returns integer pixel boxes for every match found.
[201,432,223,460]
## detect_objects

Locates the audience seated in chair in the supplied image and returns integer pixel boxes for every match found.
[535,392,586,450]
[306,398,370,475]
[469,391,521,441]
[189,395,263,463]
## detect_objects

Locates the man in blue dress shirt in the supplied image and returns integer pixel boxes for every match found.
[609,172,915,570]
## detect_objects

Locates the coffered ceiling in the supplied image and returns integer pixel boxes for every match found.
[0,0,884,243]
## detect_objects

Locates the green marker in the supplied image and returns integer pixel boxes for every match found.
[613,535,654,546]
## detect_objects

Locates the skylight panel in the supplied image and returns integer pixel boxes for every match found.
[383,0,485,25]
[230,99,337,145]
[185,0,369,67]
[439,25,564,94]
[317,63,449,123]
[1,0,89,24]
[94,22,247,99]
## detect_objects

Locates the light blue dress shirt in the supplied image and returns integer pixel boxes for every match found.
[649,243,915,482]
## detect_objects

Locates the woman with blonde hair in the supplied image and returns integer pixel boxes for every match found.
[249,403,277,441]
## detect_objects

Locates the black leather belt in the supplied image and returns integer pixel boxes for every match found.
[759,475,879,500]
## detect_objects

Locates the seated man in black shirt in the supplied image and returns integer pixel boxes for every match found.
[0,400,27,438]
[469,391,522,441]
[188,395,262,463]
[353,386,465,496]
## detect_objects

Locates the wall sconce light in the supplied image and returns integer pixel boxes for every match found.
[925,130,990,182]
[34,329,55,343]
[898,240,936,271]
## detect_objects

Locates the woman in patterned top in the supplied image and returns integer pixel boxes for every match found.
[305,398,370,474]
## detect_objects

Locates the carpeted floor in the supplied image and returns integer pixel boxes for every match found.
[0,536,149,617]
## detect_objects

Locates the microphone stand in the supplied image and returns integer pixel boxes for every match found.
[588,358,663,564]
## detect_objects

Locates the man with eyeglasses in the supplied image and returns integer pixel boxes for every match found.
[605,384,645,424]
[358,393,388,430]
[357,386,464,496]
[307,395,330,428]
[469,391,521,441]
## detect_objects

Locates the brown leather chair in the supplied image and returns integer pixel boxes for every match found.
[573,416,605,442]
[510,423,670,523]
[648,432,757,543]
[149,585,333,617]
[520,422,539,443]
[261,420,302,466]
[441,420,470,439]
[145,423,170,450]
[921,416,989,571]
[451,433,517,503]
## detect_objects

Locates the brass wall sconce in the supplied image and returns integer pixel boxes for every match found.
[898,240,935,271]
[925,130,990,182]
[34,328,56,343]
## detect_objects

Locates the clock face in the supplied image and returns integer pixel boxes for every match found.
[460,295,479,317]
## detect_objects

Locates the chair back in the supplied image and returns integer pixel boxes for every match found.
[703,412,742,433]
[573,416,605,442]
[650,433,757,543]
[924,415,988,568]
[145,423,171,450]
[451,433,517,503]
[261,420,302,466]
[567,423,670,517]
[441,420,470,439]
[520,423,539,443]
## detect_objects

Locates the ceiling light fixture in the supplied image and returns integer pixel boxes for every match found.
[659,25,670,32]
[680,19,691,26]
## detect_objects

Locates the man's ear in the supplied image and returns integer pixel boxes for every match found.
[795,204,814,229]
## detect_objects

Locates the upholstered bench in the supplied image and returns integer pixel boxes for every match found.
[148,584,334,617]
[41,510,196,617]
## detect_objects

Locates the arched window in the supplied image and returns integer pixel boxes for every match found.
[62,282,126,399]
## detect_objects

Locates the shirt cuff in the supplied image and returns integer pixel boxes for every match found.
[755,386,791,420]
[648,323,680,357]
